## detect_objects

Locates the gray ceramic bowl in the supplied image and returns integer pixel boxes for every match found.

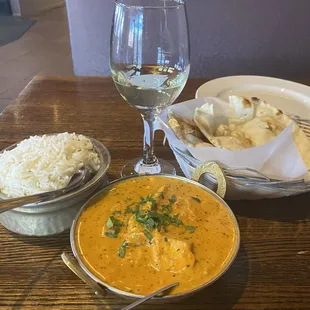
[0,137,111,236]
[70,174,240,302]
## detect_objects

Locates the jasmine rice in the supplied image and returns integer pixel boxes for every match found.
[0,133,100,198]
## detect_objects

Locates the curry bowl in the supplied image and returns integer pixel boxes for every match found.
[70,174,240,301]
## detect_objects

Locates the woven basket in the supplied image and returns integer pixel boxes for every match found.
[171,145,310,200]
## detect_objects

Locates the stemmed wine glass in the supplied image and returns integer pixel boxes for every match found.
[110,0,190,176]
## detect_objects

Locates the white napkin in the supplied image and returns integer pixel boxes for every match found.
[157,97,309,180]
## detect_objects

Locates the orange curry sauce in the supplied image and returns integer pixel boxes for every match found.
[76,176,238,295]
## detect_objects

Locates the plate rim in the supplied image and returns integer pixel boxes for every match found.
[195,75,310,117]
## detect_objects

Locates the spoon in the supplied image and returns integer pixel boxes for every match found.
[61,252,179,310]
[61,252,107,297]
[0,165,94,213]
[121,282,179,310]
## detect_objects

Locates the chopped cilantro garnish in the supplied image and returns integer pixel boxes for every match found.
[105,194,195,252]
[134,212,147,224]
[125,197,132,203]
[158,192,164,199]
[191,197,201,203]
[118,241,128,258]
[134,212,156,230]
[162,204,172,214]
[112,210,122,215]
[157,213,171,228]
[184,225,196,233]
[139,196,148,204]
[106,216,123,228]
[106,217,113,229]
[105,216,123,238]
[144,229,153,241]
[145,217,156,229]
[125,206,134,214]
[137,195,157,211]
[170,214,183,227]
[169,195,177,204]
[134,205,140,215]
[105,227,121,238]
[161,194,177,214]
[150,200,157,211]
[138,195,151,205]
[124,203,135,214]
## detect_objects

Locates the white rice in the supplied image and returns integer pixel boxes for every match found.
[0,133,101,198]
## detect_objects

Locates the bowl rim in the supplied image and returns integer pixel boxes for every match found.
[70,174,241,300]
[0,134,111,211]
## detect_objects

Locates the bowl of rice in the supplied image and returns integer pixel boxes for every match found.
[0,133,110,236]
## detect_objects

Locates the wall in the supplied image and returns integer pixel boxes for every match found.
[12,0,65,16]
[66,0,310,79]
[66,0,113,77]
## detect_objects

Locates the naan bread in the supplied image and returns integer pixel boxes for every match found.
[168,95,310,171]
[194,96,290,150]
[193,96,310,170]
[238,118,276,146]
[194,103,253,150]
[228,95,256,125]
[249,97,310,169]
[193,103,247,150]
[168,111,212,147]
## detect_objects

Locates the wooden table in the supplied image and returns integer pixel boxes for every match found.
[0,77,309,310]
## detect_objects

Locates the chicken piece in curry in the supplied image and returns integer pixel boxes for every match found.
[75,176,239,296]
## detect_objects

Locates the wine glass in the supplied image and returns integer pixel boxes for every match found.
[110,0,190,176]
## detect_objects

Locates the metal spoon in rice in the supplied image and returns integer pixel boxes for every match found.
[0,165,94,213]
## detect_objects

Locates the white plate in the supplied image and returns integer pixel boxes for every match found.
[195,75,310,118]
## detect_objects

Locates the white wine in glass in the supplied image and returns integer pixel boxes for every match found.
[110,0,190,176]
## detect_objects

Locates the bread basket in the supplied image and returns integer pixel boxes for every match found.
[168,113,310,200]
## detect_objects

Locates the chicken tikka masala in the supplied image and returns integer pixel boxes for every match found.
[75,176,239,295]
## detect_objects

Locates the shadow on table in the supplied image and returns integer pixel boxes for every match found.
[229,192,310,222]
[144,242,248,310]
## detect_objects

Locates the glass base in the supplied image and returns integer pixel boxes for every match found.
[121,158,176,177]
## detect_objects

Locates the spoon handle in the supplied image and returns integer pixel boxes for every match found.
[121,282,179,310]
[61,252,107,297]
[0,167,88,213]
[0,191,58,213]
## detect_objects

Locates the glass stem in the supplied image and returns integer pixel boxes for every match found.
[142,114,158,165]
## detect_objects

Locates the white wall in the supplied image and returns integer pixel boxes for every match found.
[10,0,65,16]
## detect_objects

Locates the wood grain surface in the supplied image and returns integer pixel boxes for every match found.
[0,77,309,310]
